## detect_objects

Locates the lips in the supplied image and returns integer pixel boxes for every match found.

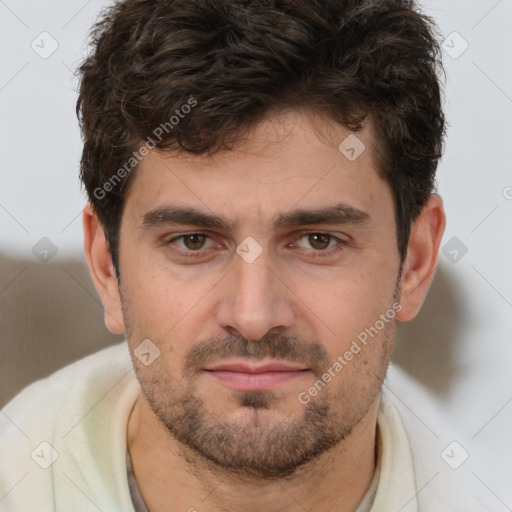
[203,359,309,391]
[205,360,307,373]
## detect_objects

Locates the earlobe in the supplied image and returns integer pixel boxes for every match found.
[83,204,125,333]
[396,194,446,322]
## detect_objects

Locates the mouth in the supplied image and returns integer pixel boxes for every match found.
[203,359,310,391]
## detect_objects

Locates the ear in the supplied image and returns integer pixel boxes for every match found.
[83,204,125,333]
[397,194,446,322]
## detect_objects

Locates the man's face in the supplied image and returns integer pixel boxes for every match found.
[118,110,401,478]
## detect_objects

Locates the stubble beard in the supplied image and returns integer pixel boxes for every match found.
[126,330,395,480]
[121,277,398,480]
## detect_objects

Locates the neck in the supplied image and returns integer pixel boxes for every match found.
[127,393,380,512]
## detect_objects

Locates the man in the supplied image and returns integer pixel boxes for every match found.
[0,0,485,510]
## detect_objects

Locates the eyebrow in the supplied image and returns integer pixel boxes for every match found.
[140,202,371,231]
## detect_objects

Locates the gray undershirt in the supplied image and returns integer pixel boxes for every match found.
[126,435,381,512]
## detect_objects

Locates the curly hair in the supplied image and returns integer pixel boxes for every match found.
[76,0,446,273]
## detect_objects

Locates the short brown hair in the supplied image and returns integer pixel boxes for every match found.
[77,0,446,274]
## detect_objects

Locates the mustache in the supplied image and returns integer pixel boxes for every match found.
[182,333,330,378]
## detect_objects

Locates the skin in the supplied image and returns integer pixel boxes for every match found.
[84,109,445,512]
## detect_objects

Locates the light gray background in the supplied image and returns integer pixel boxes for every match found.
[1,0,511,507]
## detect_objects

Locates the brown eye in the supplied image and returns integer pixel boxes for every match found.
[182,234,208,250]
[292,232,347,258]
[307,233,332,250]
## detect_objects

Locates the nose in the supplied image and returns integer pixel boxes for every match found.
[215,247,295,341]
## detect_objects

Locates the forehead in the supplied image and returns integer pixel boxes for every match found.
[123,110,392,230]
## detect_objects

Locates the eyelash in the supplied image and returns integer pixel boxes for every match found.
[165,231,348,259]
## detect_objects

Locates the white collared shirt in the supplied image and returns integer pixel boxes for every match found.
[0,341,492,511]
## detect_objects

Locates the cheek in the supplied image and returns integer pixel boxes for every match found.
[123,263,195,321]
[120,271,174,349]
[121,269,215,370]
[302,262,398,359]
[311,263,396,321]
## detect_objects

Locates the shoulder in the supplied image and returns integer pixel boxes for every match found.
[0,341,137,511]
[2,341,132,425]
[381,363,500,511]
